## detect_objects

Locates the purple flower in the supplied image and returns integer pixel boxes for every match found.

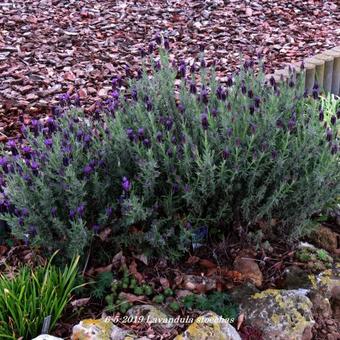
[127,128,135,142]
[44,138,53,148]
[93,224,100,234]
[200,113,209,130]
[106,207,113,217]
[155,60,161,71]
[63,157,70,167]
[276,119,284,129]
[336,110,340,119]
[190,63,196,74]
[241,83,247,95]
[200,58,206,69]
[146,99,153,111]
[269,76,276,87]
[30,161,39,175]
[235,137,241,147]
[271,149,278,160]
[216,85,227,101]
[178,61,186,78]
[131,88,138,101]
[222,148,230,160]
[226,76,233,87]
[319,110,324,122]
[83,164,92,176]
[163,38,170,50]
[148,42,154,54]
[138,128,145,140]
[300,61,305,71]
[254,97,261,108]
[171,136,177,144]
[200,87,209,104]
[165,118,173,131]
[331,115,336,126]
[156,131,163,143]
[166,148,173,157]
[248,90,254,99]
[249,123,257,134]
[77,204,85,217]
[312,83,319,99]
[28,225,37,237]
[288,119,296,131]
[211,108,218,118]
[178,103,185,113]
[155,33,162,45]
[326,128,332,142]
[249,105,255,115]
[139,48,146,58]
[190,82,197,94]
[69,209,76,219]
[331,143,338,155]
[47,117,56,133]
[7,140,18,155]
[226,127,233,138]
[122,177,131,192]
[51,207,57,217]
[143,138,151,148]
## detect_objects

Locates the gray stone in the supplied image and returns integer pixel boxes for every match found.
[32,336,63,340]
[240,289,315,340]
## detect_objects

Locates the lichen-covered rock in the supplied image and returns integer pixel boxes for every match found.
[71,319,133,340]
[32,336,63,340]
[175,311,241,340]
[240,289,314,340]
[309,264,340,298]
[126,304,174,331]
[310,225,340,255]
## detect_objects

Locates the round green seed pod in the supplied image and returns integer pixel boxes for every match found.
[164,288,174,296]
[153,294,165,304]
[169,301,180,312]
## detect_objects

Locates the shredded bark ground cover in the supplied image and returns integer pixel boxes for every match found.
[0,0,339,138]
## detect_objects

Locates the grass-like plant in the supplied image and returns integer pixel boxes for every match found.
[0,40,339,261]
[0,252,79,339]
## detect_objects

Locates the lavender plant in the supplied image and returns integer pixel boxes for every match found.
[0,43,339,260]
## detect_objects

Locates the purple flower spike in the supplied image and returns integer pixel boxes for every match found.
[93,224,100,234]
[155,33,162,45]
[127,128,135,142]
[106,207,113,217]
[226,127,233,138]
[179,61,186,78]
[200,87,209,104]
[211,108,218,118]
[122,177,131,192]
[156,131,163,143]
[226,76,233,87]
[201,113,209,130]
[288,119,296,131]
[254,96,261,108]
[190,81,197,94]
[51,207,57,217]
[330,115,336,126]
[336,110,340,119]
[138,128,145,139]
[143,138,151,148]
[250,123,257,134]
[276,118,284,129]
[326,128,332,142]
[164,38,170,50]
[131,88,138,101]
[44,138,53,148]
[319,110,324,122]
[146,99,153,111]
[69,209,76,219]
[30,161,39,175]
[83,164,92,176]
[331,143,338,155]
[222,148,230,160]
[77,204,85,217]
[7,140,18,155]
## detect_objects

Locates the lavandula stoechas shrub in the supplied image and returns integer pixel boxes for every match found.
[0,44,339,261]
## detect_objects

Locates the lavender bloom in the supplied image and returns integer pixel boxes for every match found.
[63,157,70,167]
[178,103,185,113]
[331,115,336,126]
[254,96,261,108]
[248,90,254,98]
[164,38,170,50]
[69,209,76,219]
[271,149,278,160]
[51,207,57,217]
[288,119,296,131]
[241,83,247,95]
[249,123,257,134]
[165,118,173,130]
[30,161,39,175]
[7,140,18,155]
[44,138,53,148]
[319,110,324,122]
[288,79,295,88]
[235,137,241,147]
[269,76,276,87]
[106,207,113,217]
[155,33,162,45]
[47,117,56,133]
[83,164,92,176]
[77,204,85,217]
[178,61,186,78]
[171,136,177,144]
[226,76,233,87]
[200,58,206,69]
[200,87,209,104]
[222,148,231,160]
[21,208,29,217]
[331,143,338,155]
[146,99,153,111]
[138,128,145,140]
[276,118,284,129]
[156,131,163,143]
[326,128,332,142]
[226,127,233,138]
[127,128,135,142]
[200,113,209,130]
[190,63,196,74]
[93,224,100,234]
[131,88,138,101]
[300,61,305,71]
[216,85,227,101]
[336,110,340,119]
[190,81,197,94]
[211,108,218,118]
[143,138,151,148]
[139,48,146,58]
[249,105,255,115]
[166,148,173,157]
[122,177,131,192]
[312,83,319,99]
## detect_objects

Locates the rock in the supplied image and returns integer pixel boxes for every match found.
[240,289,315,340]
[233,256,263,287]
[71,319,132,340]
[126,304,174,331]
[281,266,312,290]
[182,275,216,292]
[175,311,241,340]
[330,286,340,321]
[229,282,259,305]
[32,336,63,340]
[310,226,340,255]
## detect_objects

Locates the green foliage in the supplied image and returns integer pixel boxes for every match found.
[182,292,238,321]
[1,48,339,261]
[0,253,79,339]
[91,272,114,299]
